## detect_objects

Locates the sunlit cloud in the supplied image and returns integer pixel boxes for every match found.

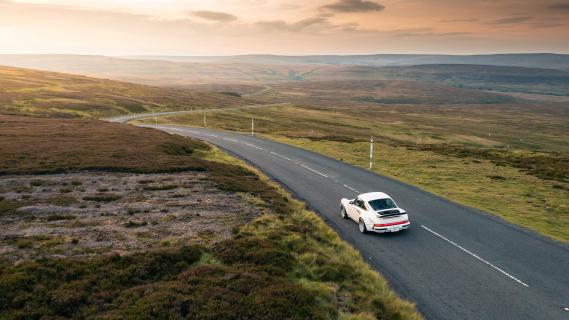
[0,0,567,55]
[191,10,237,22]
[548,2,569,10]
[486,16,533,25]
[321,0,384,13]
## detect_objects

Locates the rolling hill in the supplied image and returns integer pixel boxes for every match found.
[0,55,318,86]
[126,53,569,70]
[308,64,569,96]
[0,65,245,118]
[1,54,567,97]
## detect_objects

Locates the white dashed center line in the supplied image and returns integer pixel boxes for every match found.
[223,137,240,143]
[245,143,263,150]
[300,164,329,178]
[270,151,293,161]
[421,225,529,287]
[343,185,360,193]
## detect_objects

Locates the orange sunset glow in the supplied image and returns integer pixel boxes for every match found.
[1,0,568,55]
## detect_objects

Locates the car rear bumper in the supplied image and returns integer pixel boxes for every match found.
[371,222,410,233]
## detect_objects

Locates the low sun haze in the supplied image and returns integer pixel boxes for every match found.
[1,0,568,55]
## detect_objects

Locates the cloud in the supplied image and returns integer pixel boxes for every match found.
[486,16,532,25]
[321,0,384,13]
[439,18,479,23]
[392,28,470,38]
[191,10,237,22]
[531,21,566,28]
[255,17,328,32]
[548,2,569,10]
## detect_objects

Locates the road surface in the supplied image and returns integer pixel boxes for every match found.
[146,125,569,320]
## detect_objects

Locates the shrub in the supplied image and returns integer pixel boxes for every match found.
[0,246,203,318]
[124,220,148,228]
[83,194,121,202]
[142,185,178,191]
[46,215,76,222]
[160,143,194,156]
[30,179,46,187]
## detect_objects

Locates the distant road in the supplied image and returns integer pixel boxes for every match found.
[242,85,272,97]
[138,125,568,320]
[105,103,289,124]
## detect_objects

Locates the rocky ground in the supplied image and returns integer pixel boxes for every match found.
[0,172,261,262]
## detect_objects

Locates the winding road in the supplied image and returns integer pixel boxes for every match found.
[151,126,569,320]
[107,106,569,320]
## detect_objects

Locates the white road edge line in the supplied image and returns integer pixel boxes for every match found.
[343,185,360,193]
[421,225,529,287]
[300,164,329,178]
[270,151,293,161]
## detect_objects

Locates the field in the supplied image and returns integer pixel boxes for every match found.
[0,65,245,118]
[0,115,420,319]
[146,80,569,242]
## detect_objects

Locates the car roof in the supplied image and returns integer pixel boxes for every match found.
[358,192,391,202]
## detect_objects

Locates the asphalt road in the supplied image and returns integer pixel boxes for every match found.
[148,125,569,320]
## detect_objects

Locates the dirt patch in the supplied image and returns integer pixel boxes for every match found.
[0,172,260,262]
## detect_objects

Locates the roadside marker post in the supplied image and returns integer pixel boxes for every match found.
[203,112,207,128]
[369,137,373,169]
[251,117,255,136]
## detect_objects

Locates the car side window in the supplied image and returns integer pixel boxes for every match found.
[355,199,366,210]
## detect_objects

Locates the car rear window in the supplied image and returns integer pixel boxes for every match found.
[368,198,397,211]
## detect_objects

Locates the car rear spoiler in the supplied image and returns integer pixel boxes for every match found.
[376,209,402,217]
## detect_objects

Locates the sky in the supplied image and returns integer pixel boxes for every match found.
[0,0,568,55]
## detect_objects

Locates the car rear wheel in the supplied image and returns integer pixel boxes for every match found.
[341,206,348,219]
[359,219,367,234]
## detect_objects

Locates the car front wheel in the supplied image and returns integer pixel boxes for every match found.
[359,219,367,234]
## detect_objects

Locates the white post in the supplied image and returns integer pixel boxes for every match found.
[251,117,255,136]
[369,136,374,169]
[203,112,207,128]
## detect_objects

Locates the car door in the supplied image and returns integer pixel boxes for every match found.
[345,198,360,220]
[353,198,367,221]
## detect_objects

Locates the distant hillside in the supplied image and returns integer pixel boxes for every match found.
[0,65,245,118]
[377,64,569,96]
[304,64,569,96]
[127,53,569,70]
[247,79,517,108]
[0,55,317,86]
[1,55,567,96]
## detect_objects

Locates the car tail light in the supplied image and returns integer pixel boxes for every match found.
[373,220,409,227]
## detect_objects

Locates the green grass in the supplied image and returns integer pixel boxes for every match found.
[0,115,420,319]
[151,103,569,243]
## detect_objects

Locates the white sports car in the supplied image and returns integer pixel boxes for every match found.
[340,192,410,234]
